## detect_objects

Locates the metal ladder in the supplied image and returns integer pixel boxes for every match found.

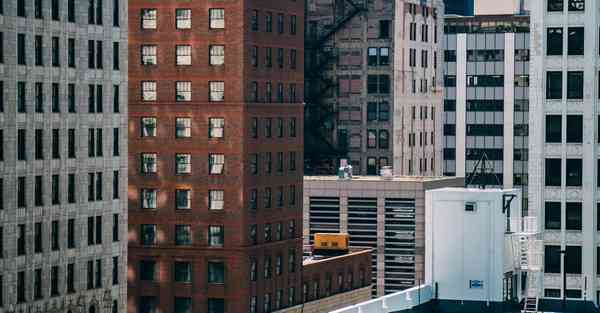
[522,272,540,313]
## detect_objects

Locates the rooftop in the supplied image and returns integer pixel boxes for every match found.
[302,247,372,266]
[304,175,459,182]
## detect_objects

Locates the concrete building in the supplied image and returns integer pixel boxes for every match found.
[0,0,128,312]
[529,0,600,309]
[304,0,444,177]
[442,15,530,211]
[303,175,463,296]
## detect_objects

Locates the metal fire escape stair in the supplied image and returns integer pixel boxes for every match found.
[511,217,542,313]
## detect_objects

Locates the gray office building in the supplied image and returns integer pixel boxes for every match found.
[442,15,529,210]
[0,1,127,312]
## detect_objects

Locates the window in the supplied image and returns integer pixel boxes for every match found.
[68,0,75,22]
[265,12,273,32]
[141,189,157,209]
[379,130,389,149]
[142,81,157,101]
[209,225,224,247]
[52,175,60,205]
[209,81,224,101]
[141,117,157,137]
[17,0,26,17]
[209,118,224,138]
[173,118,191,138]
[176,9,191,29]
[209,190,224,210]
[277,13,284,33]
[139,260,156,281]
[264,256,272,278]
[96,40,103,69]
[288,248,296,272]
[547,28,564,55]
[141,9,157,29]
[209,9,225,29]
[209,154,225,174]
[566,115,582,143]
[35,129,44,160]
[566,202,582,230]
[249,224,257,244]
[68,84,76,112]
[568,27,584,55]
[52,37,60,66]
[546,71,562,99]
[202,300,224,313]
[367,130,377,148]
[566,158,582,186]
[68,174,76,203]
[175,225,192,245]
[379,20,390,39]
[566,71,583,100]
[141,224,157,245]
[568,0,584,11]
[34,222,42,252]
[175,81,191,102]
[545,202,561,230]
[290,15,297,34]
[289,185,296,206]
[17,271,25,303]
[251,118,258,138]
[250,154,258,175]
[174,261,192,282]
[548,0,563,11]
[35,36,43,66]
[545,158,561,186]
[17,81,26,113]
[208,262,225,283]
[250,258,257,281]
[565,246,582,274]
[113,0,120,26]
[141,153,157,173]
[210,45,224,66]
[276,187,284,207]
[176,45,192,65]
[545,115,561,143]
[17,224,26,255]
[139,297,157,313]
[175,189,191,209]
[141,45,157,65]
[17,34,26,65]
[113,128,119,156]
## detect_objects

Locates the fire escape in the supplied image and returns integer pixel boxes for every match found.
[304,0,366,174]
[509,216,543,313]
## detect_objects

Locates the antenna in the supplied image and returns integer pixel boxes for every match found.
[465,152,501,189]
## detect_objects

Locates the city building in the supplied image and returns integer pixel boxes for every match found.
[474,0,529,16]
[304,0,444,177]
[444,0,474,16]
[529,0,599,309]
[303,175,464,296]
[442,15,530,211]
[128,1,370,313]
[0,0,127,312]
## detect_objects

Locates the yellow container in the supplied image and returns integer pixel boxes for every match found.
[314,233,349,251]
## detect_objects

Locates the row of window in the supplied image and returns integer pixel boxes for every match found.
[408,158,436,175]
[546,71,583,100]
[141,8,224,30]
[139,297,224,313]
[9,128,119,162]
[250,46,298,69]
[12,258,120,304]
[408,48,436,69]
[6,34,120,70]
[407,131,435,147]
[12,0,121,27]
[139,185,297,212]
[8,81,121,114]
[408,22,437,43]
[8,171,120,209]
[545,115,583,143]
[249,81,299,103]
[8,214,119,258]
[411,77,436,94]
[547,0,585,12]
[250,10,298,35]
[544,158,582,187]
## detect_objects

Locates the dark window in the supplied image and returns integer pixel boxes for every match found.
[566,202,582,230]
[113,42,119,70]
[113,128,119,156]
[17,224,26,255]
[174,298,191,313]
[207,299,225,313]
[17,271,25,303]
[548,0,563,11]
[545,115,561,143]
[139,260,156,281]
[68,0,75,22]
[113,0,119,26]
[52,174,60,205]
[34,222,43,252]
[68,84,76,112]
[379,20,390,39]
[52,83,60,112]
[566,71,583,99]
[112,256,119,285]
[35,129,44,160]
[68,218,75,248]
[566,115,582,143]
[34,268,42,299]
[68,129,76,158]
[67,263,75,292]
[113,85,120,113]
[17,177,26,207]
[51,0,59,20]
[568,0,584,11]
[35,36,43,66]
[68,38,75,67]
[544,245,561,273]
[545,158,561,186]
[51,266,59,296]
[17,81,26,112]
[568,27,584,55]
[113,170,119,199]
[566,158,582,187]
[174,261,191,283]
[17,34,26,65]
[17,0,26,16]
[88,40,95,68]
[52,37,60,66]
[545,202,561,230]
[565,246,582,274]
[139,297,157,313]
[34,176,43,206]
[95,215,102,244]
[546,71,562,99]
[113,213,119,241]
[95,259,103,287]
[208,261,225,284]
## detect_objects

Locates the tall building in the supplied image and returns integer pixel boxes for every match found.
[127,1,305,312]
[442,15,530,210]
[304,0,444,177]
[303,175,463,296]
[529,0,598,309]
[0,0,127,312]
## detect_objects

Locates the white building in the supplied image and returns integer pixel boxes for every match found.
[529,0,599,309]
[0,1,128,312]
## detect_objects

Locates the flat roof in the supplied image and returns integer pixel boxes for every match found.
[302,247,371,266]
[304,175,461,182]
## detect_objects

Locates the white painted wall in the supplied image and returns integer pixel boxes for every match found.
[425,188,521,303]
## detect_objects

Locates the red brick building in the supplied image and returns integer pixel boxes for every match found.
[127,0,305,312]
